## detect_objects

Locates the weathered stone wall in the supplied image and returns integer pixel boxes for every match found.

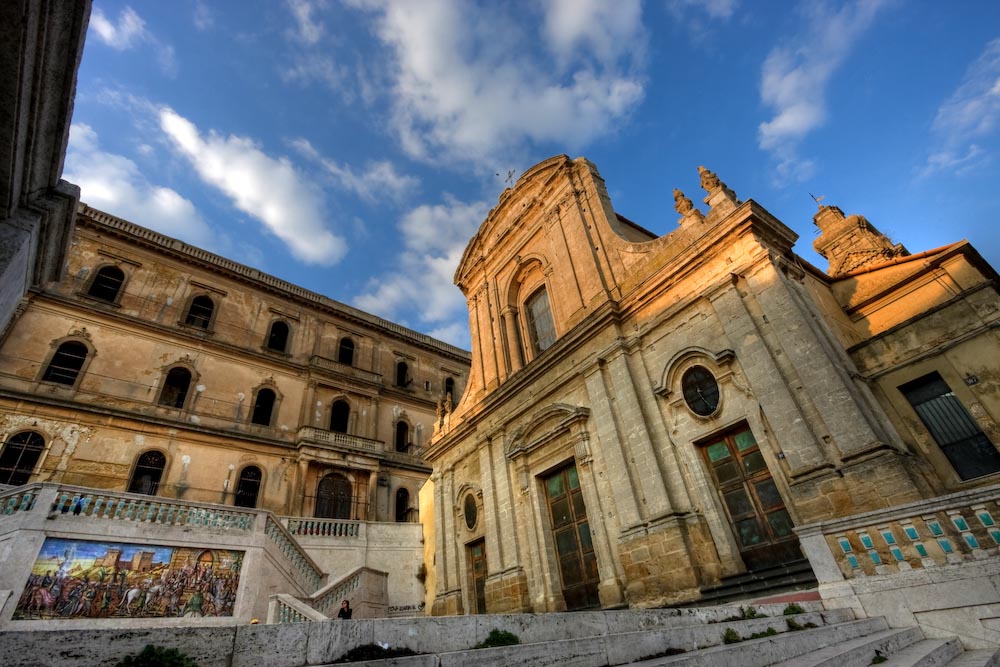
[427,154,1000,615]
[0,208,471,521]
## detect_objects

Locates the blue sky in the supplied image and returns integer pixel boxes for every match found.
[68,1,1000,349]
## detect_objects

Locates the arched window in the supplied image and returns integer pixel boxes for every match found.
[234,466,262,508]
[395,488,411,522]
[266,320,290,353]
[395,421,409,453]
[316,473,353,519]
[0,431,45,485]
[337,338,355,366]
[158,367,192,408]
[86,265,125,302]
[330,400,350,433]
[128,451,166,495]
[444,377,455,399]
[185,295,215,329]
[395,361,409,387]
[251,388,276,426]
[41,341,89,386]
[525,287,556,355]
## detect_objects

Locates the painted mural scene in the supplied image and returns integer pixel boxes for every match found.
[13,538,243,621]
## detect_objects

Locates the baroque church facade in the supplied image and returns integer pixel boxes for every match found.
[426,155,1000,615]
[0,204,469,523]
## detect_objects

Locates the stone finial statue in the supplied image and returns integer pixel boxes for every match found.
[444,391,453,414]
[673,189,694,216]
[436,399,444,425]
[698,166,721,193]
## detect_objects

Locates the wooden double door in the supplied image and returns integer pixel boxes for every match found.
[700,426,801,570]
[542,464,600,610]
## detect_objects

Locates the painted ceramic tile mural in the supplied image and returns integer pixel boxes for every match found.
[13,537,243,620]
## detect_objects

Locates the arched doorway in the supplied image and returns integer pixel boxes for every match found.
[330,400,350,433]
[234,466,262,508]
[128,451,166,495]
[316,473,353,519]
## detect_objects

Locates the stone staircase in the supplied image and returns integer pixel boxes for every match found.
[690,558,818,606]
[1,601,997,666]
[310,604,1000,667]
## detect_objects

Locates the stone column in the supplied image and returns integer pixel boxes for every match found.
[603,346,672,520]
[708,277,835,474]
[370,395,380,441]
[575,431,625,607]
[501,307,523,374]
[293,458,310,516]
[582,361,642,530]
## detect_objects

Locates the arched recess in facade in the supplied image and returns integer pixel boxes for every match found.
[655,345,799,575]
[501,254,552,373]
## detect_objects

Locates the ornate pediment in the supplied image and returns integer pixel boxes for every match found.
[505,403,590,459]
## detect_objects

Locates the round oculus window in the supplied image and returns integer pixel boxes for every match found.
[463,494,478,530]
[681,366,720,416]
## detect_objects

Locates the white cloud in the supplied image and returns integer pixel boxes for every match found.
[158,108,346,265]
[921,39,1000,177]
[667,0,739,20]
[90,7,147,50]
[544,0,643,67]
[291,138,418,202]
[65,124,215,247]
[354,196,489,346]
[281,54,347,91]
[287,0,326,45]
[193,2,214,31]
[349,0,645,164]
[89,6,177,76]
[757,0,888,183]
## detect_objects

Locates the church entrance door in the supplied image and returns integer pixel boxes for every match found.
[701,425,800,571]
[542,463,600,610]
[467,539,487,614]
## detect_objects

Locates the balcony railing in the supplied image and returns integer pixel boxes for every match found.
[284,516,362,538]
[297,426,384,454]
[796,482,1000,582]
[309,355,383,384]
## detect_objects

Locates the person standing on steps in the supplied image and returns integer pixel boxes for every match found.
[337,599,352,619]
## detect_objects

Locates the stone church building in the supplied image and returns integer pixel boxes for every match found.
[426,155,1000,615]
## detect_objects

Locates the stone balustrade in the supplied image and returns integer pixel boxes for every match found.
[309,355,383,384]
[283,516,361,538]
[0,485,39,514]
[311,569,363,616]
[263,515,326,592]
[268,567,387,622]
[267,594,328,623]
[797,482,1000,581]
[796,483,1000,648]
[296,426,384,454]
[49,486,258,530]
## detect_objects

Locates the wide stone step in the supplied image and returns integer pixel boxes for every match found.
[623,618,895,667]
[948,649,1000,667]
[945,649,1000,667]
[768,626,924,667]
[874,638,962,667]
[316,610,862,667]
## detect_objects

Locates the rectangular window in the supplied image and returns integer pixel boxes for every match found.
[900,372,1000,480]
